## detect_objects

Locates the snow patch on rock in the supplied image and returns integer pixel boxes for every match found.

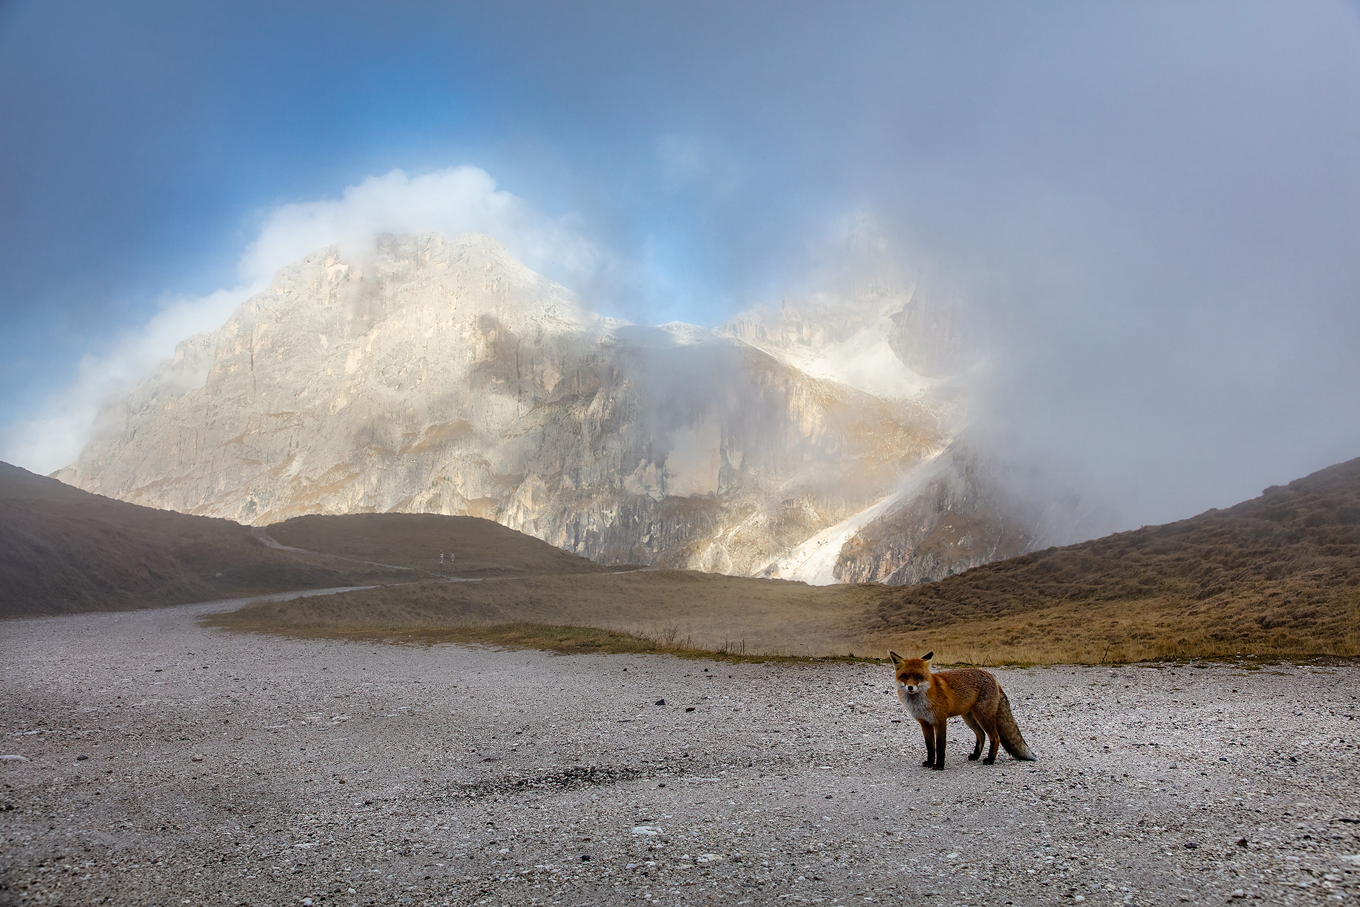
[762,450,953,585]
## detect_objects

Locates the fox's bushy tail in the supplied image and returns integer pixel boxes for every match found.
[996,690,1037,761]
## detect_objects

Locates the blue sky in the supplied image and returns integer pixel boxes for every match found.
[1,1,1358,527]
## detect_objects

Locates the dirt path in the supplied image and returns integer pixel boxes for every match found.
[1,603,1357,906]
[251,527,420,574]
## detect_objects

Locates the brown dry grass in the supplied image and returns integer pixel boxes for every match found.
[0,463,407,618]
[203,570,885,658]
[867,594,1360,667]
[26,450,1354,665]
[209,458,1360,666]
[199,618,875,665]
[869,457,1360,664]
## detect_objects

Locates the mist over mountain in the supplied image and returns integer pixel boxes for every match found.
[56,230,1066,585]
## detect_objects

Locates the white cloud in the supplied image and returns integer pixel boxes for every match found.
[0,166,602,475]
[0,286,253,474]
[240,166,601,287]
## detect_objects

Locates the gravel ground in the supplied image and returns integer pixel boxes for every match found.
[2,599,1358,907]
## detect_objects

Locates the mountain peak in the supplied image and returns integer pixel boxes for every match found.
[57,233,1016,586]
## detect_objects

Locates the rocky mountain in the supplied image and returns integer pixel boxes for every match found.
[57,231,1036,584]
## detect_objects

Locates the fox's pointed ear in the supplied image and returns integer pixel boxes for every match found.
[923,651,934,661]
[889,651,904,666]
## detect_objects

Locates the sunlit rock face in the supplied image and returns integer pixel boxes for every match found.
[830,445,1036,585]
[58,232,1029,584]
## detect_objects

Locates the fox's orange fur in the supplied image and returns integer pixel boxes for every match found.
[890,651,1037,769]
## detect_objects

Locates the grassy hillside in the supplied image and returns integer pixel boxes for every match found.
[0,463,406,618]
[266,512,609,577]
[30,452,1356,664]
[204,569,881,656]
[869,457,1360,663]
[212,458,1360,665]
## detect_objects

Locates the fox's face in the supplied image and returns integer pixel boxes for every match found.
[890,651,934,696]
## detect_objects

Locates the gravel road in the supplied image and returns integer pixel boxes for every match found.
[2,599,1358,906]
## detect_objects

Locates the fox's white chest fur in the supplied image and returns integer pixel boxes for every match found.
[897,681,936,722]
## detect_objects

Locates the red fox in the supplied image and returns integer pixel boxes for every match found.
[890,651,1037,769]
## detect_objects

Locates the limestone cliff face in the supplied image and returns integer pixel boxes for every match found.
[58,231,1031,583]
[831,445,1036,585]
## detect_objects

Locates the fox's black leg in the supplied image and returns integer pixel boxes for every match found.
[917,719,935,768]
[980,715,1000,764]
[963,713,985,761]
[932,722,947,770]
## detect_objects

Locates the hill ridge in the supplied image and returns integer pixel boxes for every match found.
[868,457,1360,661]
[0,461,601,618]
